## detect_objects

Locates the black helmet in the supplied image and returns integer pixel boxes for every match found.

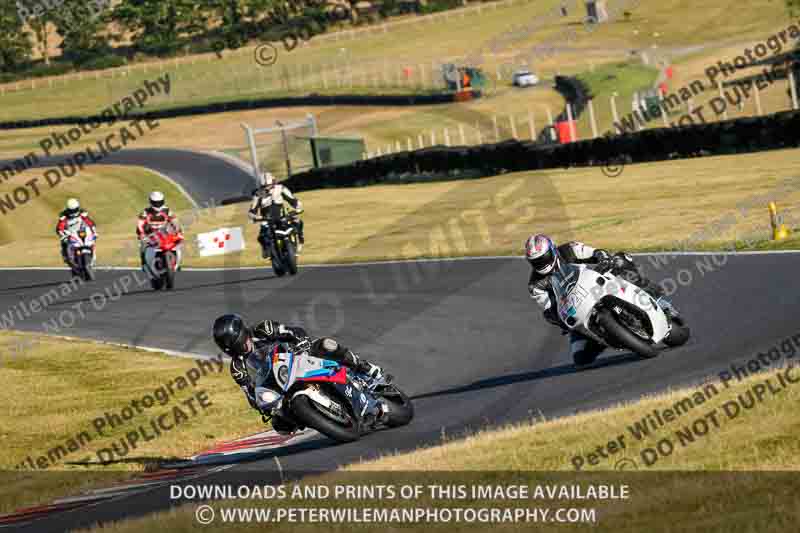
[213,314,251,356]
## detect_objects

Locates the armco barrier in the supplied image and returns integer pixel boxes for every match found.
[0,90,481,131]
[282,109,800,192]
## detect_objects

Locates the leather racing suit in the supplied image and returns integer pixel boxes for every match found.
[528,241,670,365]
[228,320,382,434]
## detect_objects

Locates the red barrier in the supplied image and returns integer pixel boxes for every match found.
[556,121,576,143]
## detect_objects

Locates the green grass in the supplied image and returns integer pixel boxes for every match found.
[3,147,799,268]
[0,0,791,123]
[0,166,193,263]
[575,62,660,137]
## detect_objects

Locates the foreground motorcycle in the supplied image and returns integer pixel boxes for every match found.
[65,222,97,281]
[257,214,299,277]
[551,262,690,361]
[142,224,182,291]
[268,342,414,443]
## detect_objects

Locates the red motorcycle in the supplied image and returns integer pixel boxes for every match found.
[142,224,183,291]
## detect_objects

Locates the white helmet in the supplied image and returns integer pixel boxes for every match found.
[65,198,81,218]
[260,172,276,188]
[525,234,558,275]
[149,191,165,209]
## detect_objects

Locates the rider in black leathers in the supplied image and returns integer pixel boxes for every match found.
[248,172,305,257]
[212,314,385,434]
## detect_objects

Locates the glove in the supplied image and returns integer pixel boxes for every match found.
[543,307,560,326]
[543,308,569,334]
[295,338,311,353]
[230,357,250,386]
[593,249,611,262]
[611,252,634,269]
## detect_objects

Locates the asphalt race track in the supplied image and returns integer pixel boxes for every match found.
[0,149,256,205]
[2,251,799,530]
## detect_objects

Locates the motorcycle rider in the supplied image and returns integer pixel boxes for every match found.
[248,172,305,256]
[56,198,98,265]
[136,191,184,270]
[212,314,386,434]
[525,234,679,366]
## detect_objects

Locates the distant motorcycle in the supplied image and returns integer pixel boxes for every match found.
[551,262,690,361]
[257,213,300,277]
[64,222,97,282]
[268,341,414,443]
[142,224,182,291]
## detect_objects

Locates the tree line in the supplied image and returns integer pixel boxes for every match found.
[1,0,366,74]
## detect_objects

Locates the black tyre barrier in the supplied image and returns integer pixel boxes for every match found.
[282,108,800,193]
[0,90,482,131]
[537,75,591,144]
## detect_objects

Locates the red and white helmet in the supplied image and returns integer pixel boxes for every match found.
[524,234,558,274]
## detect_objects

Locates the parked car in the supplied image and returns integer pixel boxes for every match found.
[512,70,540,87]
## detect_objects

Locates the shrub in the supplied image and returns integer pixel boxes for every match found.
[80,55,126,71]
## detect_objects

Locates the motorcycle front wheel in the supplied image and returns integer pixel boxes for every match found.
[290,395,360,443]
[376,386,414,428]
[163,251,176,290]
[596,308,659,359]
[271,242,286,277]
[285,240,298,276]
[80,253,95,282]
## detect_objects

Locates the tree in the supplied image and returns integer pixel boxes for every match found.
[787,0,800,17]
[52,0,113,63]
[112,0,209,55]
[0,3,32,72]
[26,16,57,66]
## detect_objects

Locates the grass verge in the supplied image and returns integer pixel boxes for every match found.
[0,331,253,515]
[3,147,799,268]
[76,362,800,532]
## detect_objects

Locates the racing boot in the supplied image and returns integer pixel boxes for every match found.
[313,338,391,383]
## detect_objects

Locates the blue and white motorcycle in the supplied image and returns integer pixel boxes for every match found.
[269,343,414,443]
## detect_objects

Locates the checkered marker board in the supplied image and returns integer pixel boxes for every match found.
[196,227,246,257]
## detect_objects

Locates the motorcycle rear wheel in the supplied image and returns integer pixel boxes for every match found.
[291,395,360,443]
[596,308,659,359]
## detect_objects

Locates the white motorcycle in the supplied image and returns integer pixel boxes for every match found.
[551,262,690,361]
[64,221,97,282]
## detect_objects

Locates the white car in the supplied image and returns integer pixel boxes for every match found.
[512,70,540,87]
